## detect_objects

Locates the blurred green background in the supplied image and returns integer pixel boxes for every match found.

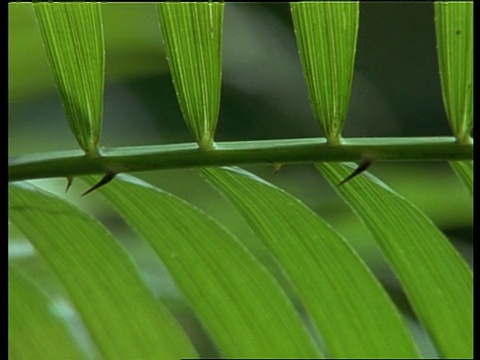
[9,3,472,358]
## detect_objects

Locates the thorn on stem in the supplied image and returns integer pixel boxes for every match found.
[65,176,74,193]
[273,163,283,176]
[338,157,373,186]
[81,171,117,197]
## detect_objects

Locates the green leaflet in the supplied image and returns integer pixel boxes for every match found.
[34,3,105,156]
[9,3,474,359]
[200,167,419,358]
[8,265,85,360]
[158,3,223,150]
[435,2,474,199]
[449,160,473,197]
[435,2,473,144]
[291,2,359,144]
[10,4,169,102]
[82,174,321,358]
[318,162,473,358]
[9,183,197,360]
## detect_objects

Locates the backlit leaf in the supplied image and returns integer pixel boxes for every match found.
[34,3,105,156]
[318,162,473,358]
[435,2,473,144]
[8,265,85,360]
[450,161,473,197]
[9,183,197,360]
[157,3,223,149]
[291,2,359,144]
[83,174,321,358]
[201,166,419,358]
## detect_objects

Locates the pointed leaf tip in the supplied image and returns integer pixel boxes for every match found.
[157,3,224,149]
[34,3,105,155]
[435,2,473,143]
[291,2,359,143]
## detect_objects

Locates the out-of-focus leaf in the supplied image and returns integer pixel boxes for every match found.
[8,265,85,360]
[200,167,419,358]
[9,4,168,103]
[450,161,473,197]
[435,2,473,144]
[291,2,359,144]
[157,3,223,149]
[318,162,473,358]
[83,174,321,358]
[9,183,197,360]
[34,3,105,156]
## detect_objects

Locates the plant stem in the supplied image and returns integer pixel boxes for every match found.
[8,137,473,182]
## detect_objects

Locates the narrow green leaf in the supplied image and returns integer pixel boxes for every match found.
[9,183,197,360]
[201,167,419,358]
[82,174,321,358]
[318,163,473,358]
[9,265,85,360]
[34,3,105,156]
[158,3,223,150]
[291,2,359,144]
[435,2,473,144]
[449,160,473,197]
